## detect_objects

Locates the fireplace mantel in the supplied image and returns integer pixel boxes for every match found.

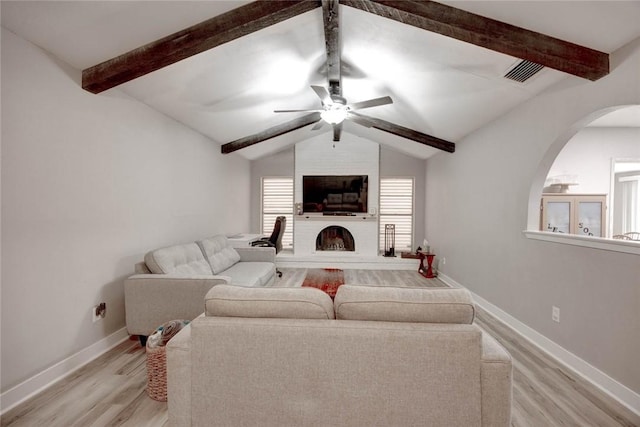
[296,214,376,221]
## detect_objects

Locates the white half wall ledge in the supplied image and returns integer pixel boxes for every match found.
[523,230,640,255]
[0,327,130,415]
[438,273,640,417]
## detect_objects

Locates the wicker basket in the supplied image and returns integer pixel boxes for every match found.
[146,344,167,401]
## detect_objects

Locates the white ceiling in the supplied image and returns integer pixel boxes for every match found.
[2,1,640,160]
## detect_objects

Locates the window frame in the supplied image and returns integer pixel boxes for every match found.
[379,177,415,253]
[261,176,294,249]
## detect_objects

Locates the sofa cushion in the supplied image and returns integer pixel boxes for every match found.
[144,243,213,275]
[198,235,241,274]
[222,262,275,287]
[205,285,335,319]
[334,285,475,324]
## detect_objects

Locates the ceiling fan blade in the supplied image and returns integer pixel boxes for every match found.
[274,109,323,113]
[348,96,393,111]
[221,112,321,154]
[311,85,332,105]
[350,112,455,153]
[346,112,375,128]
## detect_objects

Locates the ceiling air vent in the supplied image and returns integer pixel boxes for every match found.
[504,60,544,83]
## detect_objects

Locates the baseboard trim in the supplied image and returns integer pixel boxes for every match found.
[0,327,129,415]
[438,273,640,417]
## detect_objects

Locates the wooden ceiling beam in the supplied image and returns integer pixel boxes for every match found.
[322,0,344,141]
[351,112,455,152]
[82,0,321,94]
[341,0,609,81]
[221,113,321,154]
[323,0,342,91]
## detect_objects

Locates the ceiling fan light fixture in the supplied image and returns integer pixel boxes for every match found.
[320,106,348,124]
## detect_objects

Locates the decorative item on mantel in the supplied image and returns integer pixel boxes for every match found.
[384,224,396,257]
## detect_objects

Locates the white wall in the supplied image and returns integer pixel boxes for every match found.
[380,146,427,250]
[0,28,251,396]
[425,35,640,405]
[546,127,640,193]
[249,147,295,234]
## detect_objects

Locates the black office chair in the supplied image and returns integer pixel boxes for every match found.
[251,216,286,277]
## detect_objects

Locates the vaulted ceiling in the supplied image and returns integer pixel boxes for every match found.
[2,1,640,160]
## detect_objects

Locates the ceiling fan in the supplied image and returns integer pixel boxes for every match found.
[274,85,394,142]
[220,0,456,155]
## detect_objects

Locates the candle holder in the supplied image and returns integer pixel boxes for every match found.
[384,224,396,257]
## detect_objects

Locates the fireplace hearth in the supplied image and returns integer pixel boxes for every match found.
[316,226,355,251]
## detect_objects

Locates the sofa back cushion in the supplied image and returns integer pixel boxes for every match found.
[205,285,335,319]
[343,192,359,203]
[334,285,475,324]
[197,236,241,274]
[144,243,213,275]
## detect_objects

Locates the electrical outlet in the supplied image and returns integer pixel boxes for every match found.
[441,257,446,265]
[92,303,106,323]
[552,306,560,323]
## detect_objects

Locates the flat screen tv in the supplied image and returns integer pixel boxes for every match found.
[302,175,368,213]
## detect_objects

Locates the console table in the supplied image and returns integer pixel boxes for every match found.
[417,251,436,279]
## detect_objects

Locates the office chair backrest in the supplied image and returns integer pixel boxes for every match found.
[269,216,286,253]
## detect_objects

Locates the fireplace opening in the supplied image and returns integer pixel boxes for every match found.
[316,226,355,251]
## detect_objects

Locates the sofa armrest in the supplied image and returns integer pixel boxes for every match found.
[480,331,513,426]
[235,246,276,263]
[167,316,199,427]
[124,274,230,336]
[134,261,151,274]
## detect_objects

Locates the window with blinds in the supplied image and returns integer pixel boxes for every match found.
[379,177,414,252]
[261,177,293,249]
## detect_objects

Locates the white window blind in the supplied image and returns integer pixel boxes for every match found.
[262,177,293,249]
[379,178,414,252]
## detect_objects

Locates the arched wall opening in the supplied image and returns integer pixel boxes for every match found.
[526,105,640,250]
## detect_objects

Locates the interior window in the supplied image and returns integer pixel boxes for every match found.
[525,106,640,254]
[541,106,639,241]
[612,160,640,238]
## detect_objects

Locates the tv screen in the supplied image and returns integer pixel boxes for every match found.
[303,175,368,213]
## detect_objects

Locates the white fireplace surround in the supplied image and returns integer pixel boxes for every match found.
[293,136,380,258]
[293,216,378,257]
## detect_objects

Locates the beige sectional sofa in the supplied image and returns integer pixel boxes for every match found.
[124,235,275,341]
[167,284,512,426]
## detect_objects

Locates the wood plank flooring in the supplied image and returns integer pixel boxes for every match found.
[2,269,639,427]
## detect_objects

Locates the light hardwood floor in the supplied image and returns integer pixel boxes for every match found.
[2,269,639,427]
